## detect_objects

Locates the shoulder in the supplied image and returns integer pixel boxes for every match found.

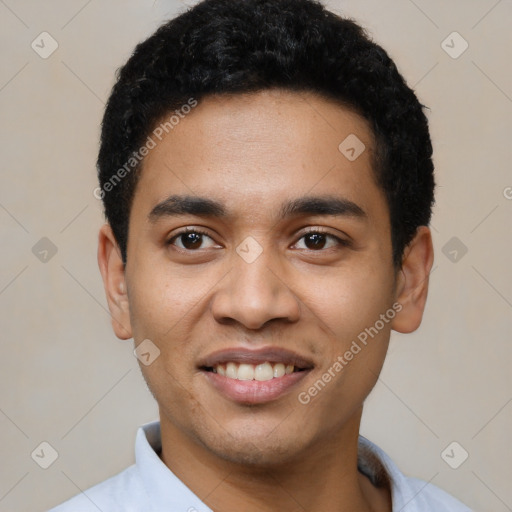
[401,476,473,511]
[47,464,145,512]
[357,436,473,511]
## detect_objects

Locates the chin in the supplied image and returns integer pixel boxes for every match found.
[195,421,313,468]
[213,439,300,467]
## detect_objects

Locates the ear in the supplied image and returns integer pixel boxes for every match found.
[391,226,434,334]
[97,223,132,340]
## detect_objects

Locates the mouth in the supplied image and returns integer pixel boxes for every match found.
[198,347,314,404]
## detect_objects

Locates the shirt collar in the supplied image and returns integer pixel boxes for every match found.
[358,435,420,512]
[135,420,213,511]
[136,420,413,511]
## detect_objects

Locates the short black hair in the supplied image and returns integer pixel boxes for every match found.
[97,0,435,269]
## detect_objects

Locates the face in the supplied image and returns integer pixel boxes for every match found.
[99,89,431,467]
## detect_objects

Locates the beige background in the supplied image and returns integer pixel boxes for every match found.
[1,1,511,511]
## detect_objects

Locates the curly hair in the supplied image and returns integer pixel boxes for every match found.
[97,0,435,269]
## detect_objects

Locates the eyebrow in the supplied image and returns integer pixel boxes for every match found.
[148,194,367,222]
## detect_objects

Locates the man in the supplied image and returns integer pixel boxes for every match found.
[49,0,472,510]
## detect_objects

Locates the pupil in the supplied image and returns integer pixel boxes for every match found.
[183,233,202,249]
[305,233,325,249]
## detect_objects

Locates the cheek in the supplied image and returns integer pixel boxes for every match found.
[305,264,394,341]
[126,263,218,386]
[126,260,200,338]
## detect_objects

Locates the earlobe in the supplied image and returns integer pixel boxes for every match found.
[97,224,133,340]
[391,226,434,334]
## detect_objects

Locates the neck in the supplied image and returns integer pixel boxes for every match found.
[158,407,392,512]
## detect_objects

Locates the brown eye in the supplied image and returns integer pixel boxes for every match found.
[168,229,218,251]
[303,233,327,250]
[179,232,203,250]
[293,230,349,251]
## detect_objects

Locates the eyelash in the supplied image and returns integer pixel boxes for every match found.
[166,227,350,251]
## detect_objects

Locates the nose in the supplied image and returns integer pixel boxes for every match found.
[210,249,301,330]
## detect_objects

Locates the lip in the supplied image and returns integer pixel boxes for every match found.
[202,369,311,404]
[198,346,314,405]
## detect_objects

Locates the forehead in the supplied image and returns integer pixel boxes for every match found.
[132,89,388,227]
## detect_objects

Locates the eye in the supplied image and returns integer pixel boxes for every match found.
[167,228,219,251]
[293,229,349,251]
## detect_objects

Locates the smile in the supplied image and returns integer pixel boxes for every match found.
[205,361,303,381]
[198,347,314,404]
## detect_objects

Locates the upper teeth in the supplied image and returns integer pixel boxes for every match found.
[214,362,295,381]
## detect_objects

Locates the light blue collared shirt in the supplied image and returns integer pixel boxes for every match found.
[48,420,473,511]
